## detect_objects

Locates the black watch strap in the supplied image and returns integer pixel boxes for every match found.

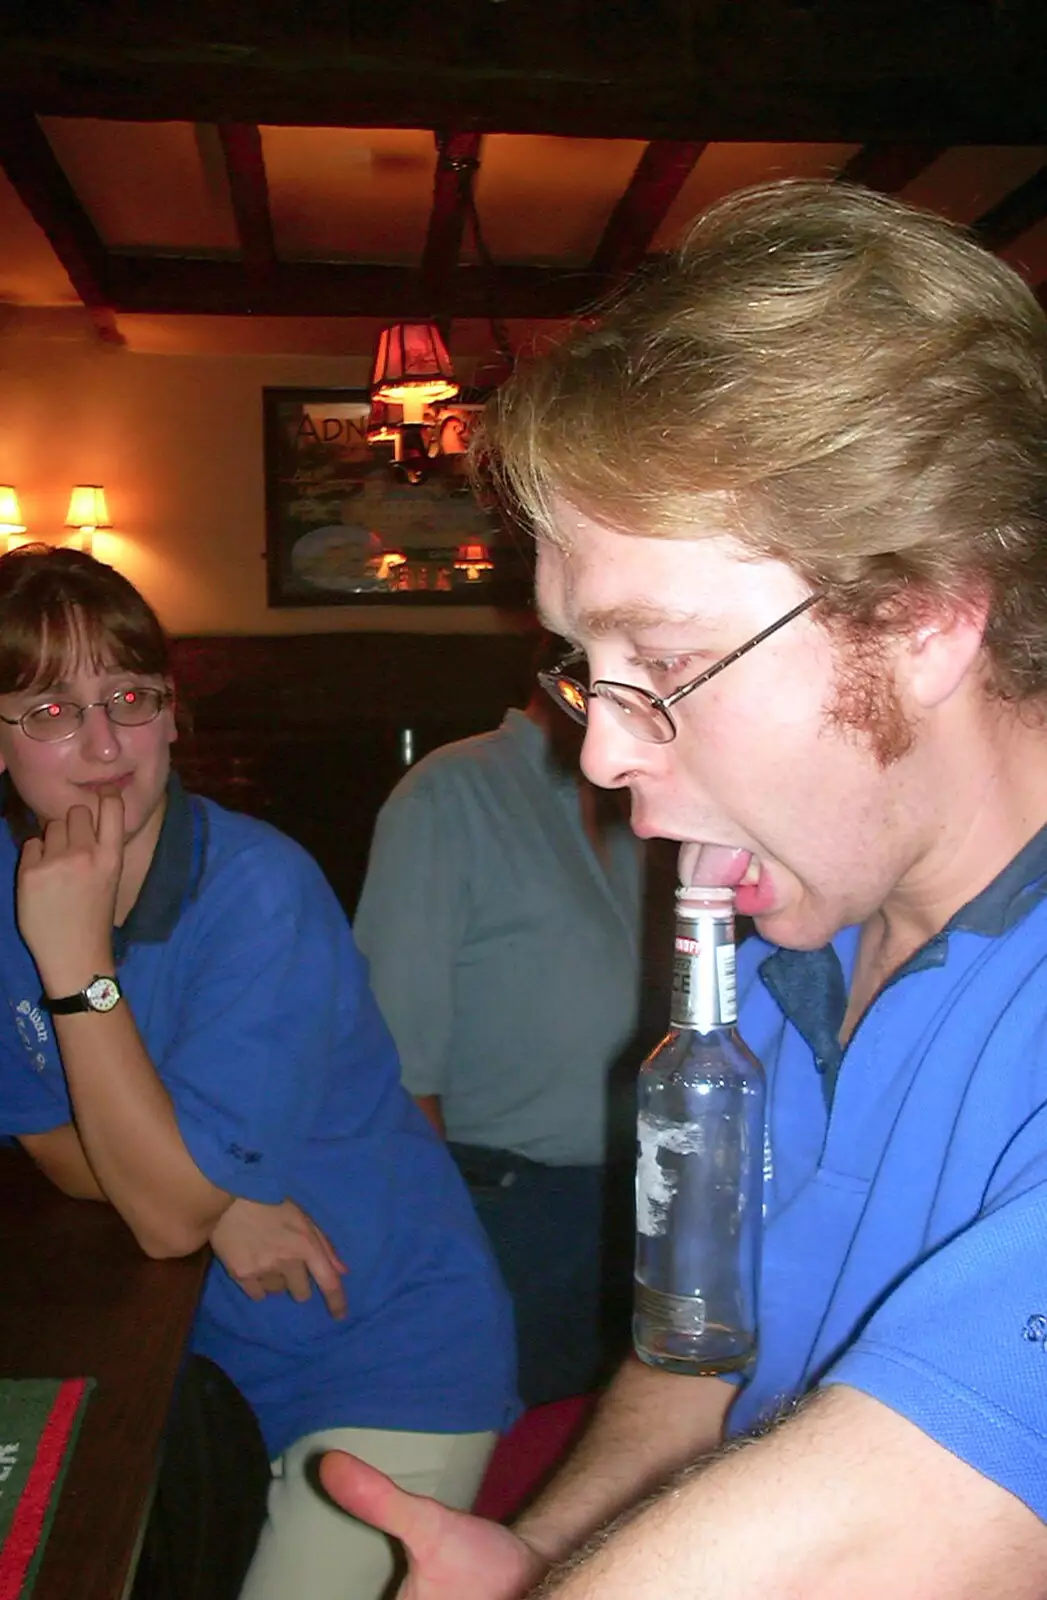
[41,975,123,1015]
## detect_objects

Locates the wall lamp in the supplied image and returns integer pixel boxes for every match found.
[0,487,26,553]
[65,485,112,554]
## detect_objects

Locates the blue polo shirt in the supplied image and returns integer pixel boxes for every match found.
[729,825,1047,1519]
[0,780,517,1457]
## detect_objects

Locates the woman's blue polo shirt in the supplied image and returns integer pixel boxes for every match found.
[731,824,1047,1519]
[0,780,518,1457]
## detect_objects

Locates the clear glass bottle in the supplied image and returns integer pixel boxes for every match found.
[633,885,765,1376]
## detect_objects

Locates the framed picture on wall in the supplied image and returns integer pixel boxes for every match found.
[263,387,534,608]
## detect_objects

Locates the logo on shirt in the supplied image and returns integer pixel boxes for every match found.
[1022,1314,1047,1348]
[14,997,50,1071]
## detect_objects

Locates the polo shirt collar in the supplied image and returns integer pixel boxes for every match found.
[948,817,1047,936]
[113,774,204,959]
[759,816,1047,1104]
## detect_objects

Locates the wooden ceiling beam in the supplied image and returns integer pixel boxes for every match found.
[421,131,484,314]
[589,140,706,278]
[104,255,608,320]
[973,164,1047,251]
[216,123,277,277]
[838,145,946,193]
[1,49,1044,143]
[0,111,122,342]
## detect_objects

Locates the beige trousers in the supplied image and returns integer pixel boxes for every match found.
[238,1426,496,1600]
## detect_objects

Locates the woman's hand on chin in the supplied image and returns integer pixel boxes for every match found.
[17,793,124,990]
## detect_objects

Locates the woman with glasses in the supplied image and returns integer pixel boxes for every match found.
[0,544,516,1600]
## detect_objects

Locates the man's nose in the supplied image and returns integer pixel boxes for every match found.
[579,699,651,791]
[78,703,121,762]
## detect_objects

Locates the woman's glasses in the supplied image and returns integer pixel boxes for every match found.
[0,686,171,743]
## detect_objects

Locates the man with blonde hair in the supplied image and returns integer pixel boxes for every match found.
[322,178,1047,1598]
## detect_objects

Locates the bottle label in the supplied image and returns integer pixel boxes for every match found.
[671,913,737,1030]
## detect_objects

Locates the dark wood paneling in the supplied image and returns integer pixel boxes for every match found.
[170,630,537,914]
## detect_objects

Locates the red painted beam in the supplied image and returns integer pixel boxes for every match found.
[421,131,484,313]
[0,112,122,342]
[216,122,277,276]
[589,141,706,279]
[838,145,945,193]
[974,163,1047,251]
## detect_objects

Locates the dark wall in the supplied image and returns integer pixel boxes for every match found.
[170,631,537,915]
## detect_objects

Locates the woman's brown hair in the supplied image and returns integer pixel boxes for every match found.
[0,543,171,694]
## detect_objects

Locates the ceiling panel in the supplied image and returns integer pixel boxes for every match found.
[471,135,648,264]
[39,118,238,252]
[262,127,436,263]
[652,143,861,251]
[901,146,1047,225]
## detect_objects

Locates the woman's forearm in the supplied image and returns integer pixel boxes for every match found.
[52,1000,232,1256]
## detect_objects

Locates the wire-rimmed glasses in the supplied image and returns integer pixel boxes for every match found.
[538,593,821,745]
[0,685,172,743]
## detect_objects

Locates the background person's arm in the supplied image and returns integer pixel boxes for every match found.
[354,782,466,1111]
[535,1386,1047,1600]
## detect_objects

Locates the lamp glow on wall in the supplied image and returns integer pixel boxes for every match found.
[0,487,26,553]
[65,485,111,554]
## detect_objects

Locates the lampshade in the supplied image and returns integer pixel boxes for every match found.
[0,486,25,534]
[65,485,112,530]
[371,323,458,423]
[453,540,493,580]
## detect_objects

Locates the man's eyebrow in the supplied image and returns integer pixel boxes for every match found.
[575,603,713,636]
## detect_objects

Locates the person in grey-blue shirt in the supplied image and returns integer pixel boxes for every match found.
[353,640,661,1406]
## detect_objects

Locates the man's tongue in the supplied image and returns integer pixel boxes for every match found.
[678,842,755,890]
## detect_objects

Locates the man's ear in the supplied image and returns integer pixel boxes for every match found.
[903,590,990,711]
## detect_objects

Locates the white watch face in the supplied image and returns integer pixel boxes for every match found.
[84,976,121,1013]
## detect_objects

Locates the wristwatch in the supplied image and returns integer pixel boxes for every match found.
[42,975,123,1015]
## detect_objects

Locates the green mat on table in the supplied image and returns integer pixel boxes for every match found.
[0,1378,94,1600]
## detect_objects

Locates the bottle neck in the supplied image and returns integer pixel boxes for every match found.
[670,907,738,1031]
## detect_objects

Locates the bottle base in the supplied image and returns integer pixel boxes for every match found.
[633,1341,755,1377]
[633,1290,756,1376]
